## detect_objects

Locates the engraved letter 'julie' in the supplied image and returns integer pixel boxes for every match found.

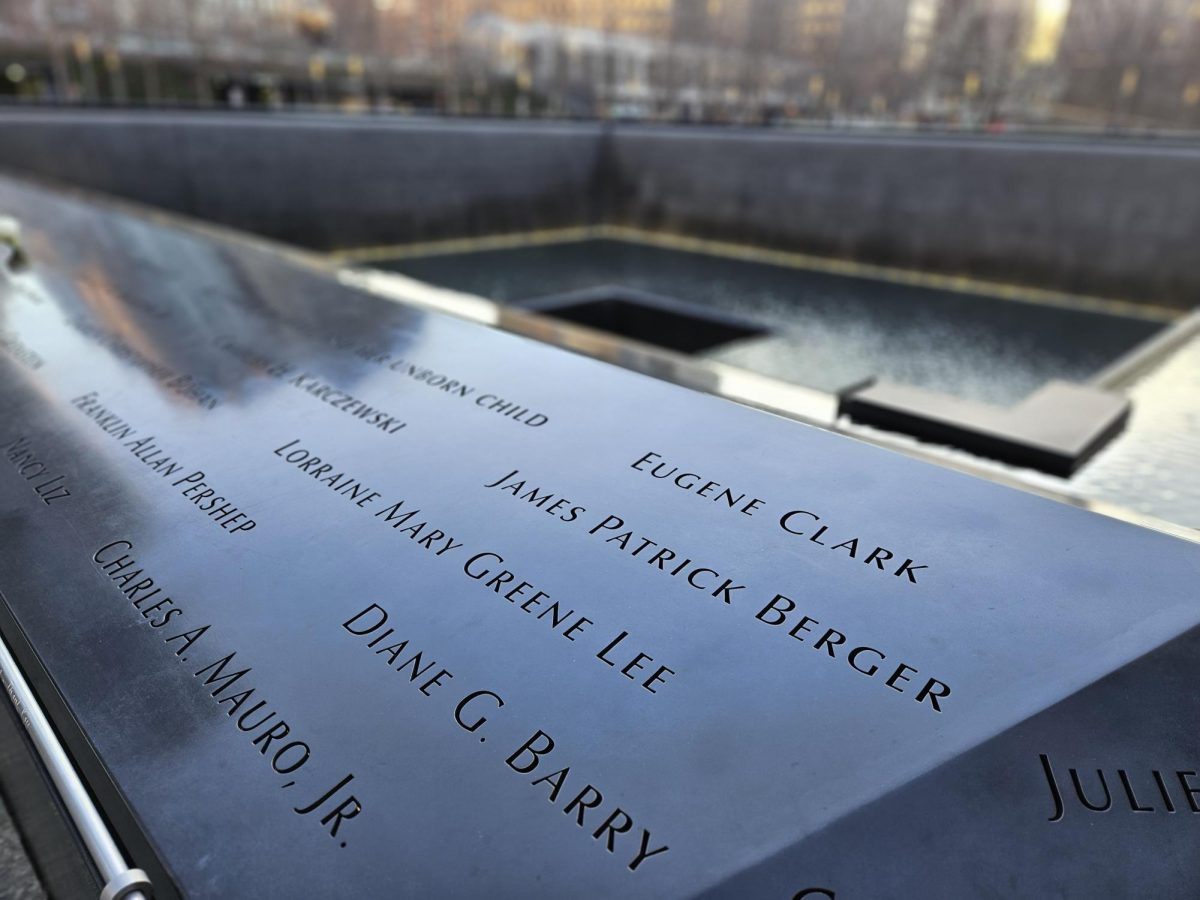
[1039,753,1200,821]
[1040,754,1065,822]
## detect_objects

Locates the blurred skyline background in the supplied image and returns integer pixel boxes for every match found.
[0,0,1198,132]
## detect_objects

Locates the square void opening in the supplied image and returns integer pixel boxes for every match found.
[522,287,770,354]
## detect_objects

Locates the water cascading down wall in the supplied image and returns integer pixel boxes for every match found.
[0,110,1197,308]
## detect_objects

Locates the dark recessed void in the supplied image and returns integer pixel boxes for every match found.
[382,239,1166,404]
[518,286,771,354]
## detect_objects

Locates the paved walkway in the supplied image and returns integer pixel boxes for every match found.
[0,794,43,900]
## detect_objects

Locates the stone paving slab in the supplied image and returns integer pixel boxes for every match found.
[0,794,44,900]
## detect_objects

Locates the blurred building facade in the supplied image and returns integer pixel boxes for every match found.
[0,0,1198,129]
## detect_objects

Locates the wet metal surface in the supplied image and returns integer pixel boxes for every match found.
[4,176,1200,898]
[382,239,1166,405]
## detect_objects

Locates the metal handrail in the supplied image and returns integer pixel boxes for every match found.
[0,631,153,900]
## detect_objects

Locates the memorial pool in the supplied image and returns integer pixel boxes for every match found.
[379,238,1168,406]
[368,236,1200,532]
